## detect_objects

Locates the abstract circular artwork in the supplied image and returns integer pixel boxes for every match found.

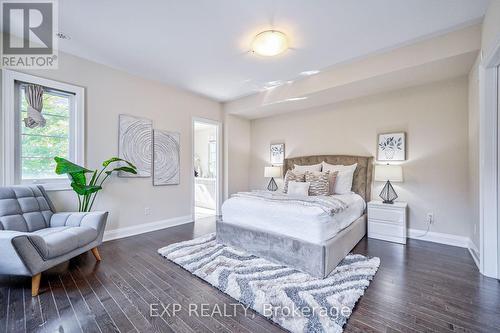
[153,129,180,185]
[118,114,152,177]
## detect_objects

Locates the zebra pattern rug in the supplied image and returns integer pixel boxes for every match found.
[158,233,380,333]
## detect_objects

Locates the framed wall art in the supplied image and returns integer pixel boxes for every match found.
[270,143,285,165]
[377,132,406,161]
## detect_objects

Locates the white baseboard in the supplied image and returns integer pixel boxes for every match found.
[468,240,480,269]
[103,215,192,242]
[408,228,481,269]
[407,228,470,248]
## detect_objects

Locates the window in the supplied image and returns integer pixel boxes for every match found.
[2,70,84,190]
[18,84,73,182]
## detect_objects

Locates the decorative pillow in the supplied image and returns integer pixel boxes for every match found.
[293,163,322,173]
[305,171,330,196]
[287,181,310,196]
[327,171,339,195]
[283,170,305,193]
[321,162,358,194]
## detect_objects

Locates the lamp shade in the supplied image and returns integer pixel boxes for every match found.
[264,166,281,178]
[374,164,403,182]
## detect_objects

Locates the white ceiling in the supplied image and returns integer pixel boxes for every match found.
[58,0,490,102]
[225,24,481,118]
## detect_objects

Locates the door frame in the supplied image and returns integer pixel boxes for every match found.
[479,37,500,279]
[191,117,223,220]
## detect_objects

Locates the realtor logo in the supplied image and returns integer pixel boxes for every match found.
[1,0,58,68]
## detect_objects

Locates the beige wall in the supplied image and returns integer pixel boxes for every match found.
[224,114,251,199]
[4,52,222,231]
[250,77,471,237]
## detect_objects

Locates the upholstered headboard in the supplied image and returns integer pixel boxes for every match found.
[283,155,373,202]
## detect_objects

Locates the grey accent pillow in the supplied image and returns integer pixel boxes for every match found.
[283,170,305,193]
[305,171,330,196]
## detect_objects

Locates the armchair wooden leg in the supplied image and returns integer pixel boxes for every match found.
[32,273,41,297]
[91,247,102,261]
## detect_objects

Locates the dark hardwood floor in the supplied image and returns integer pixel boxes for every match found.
[1,217,499,333]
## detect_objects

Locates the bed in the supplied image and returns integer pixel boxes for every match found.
[217,155,373,278]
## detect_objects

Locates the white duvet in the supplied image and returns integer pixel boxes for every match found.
[221,192,366,244]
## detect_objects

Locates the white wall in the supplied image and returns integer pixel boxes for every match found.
[2,51,222,231]
[468,56,481,249]
[250,77,471,237]
[467,0,500,253]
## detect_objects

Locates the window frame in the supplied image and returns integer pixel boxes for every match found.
[2,70,85,191]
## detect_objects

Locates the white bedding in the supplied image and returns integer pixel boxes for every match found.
[221,192,366,244]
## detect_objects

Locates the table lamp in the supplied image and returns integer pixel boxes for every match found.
[374,164,403,204]
[264,166,281,191]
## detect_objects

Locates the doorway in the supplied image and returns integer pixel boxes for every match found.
[193,118,221,220]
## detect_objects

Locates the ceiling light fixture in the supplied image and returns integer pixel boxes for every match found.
[251,30,289,57]
[300,70,320,76]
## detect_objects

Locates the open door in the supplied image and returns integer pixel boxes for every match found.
[193,118,221,220]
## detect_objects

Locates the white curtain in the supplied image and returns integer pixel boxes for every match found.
[24,84,46,128]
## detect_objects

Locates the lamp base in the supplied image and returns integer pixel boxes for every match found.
[379,180,398,204]
[267,177,278,191]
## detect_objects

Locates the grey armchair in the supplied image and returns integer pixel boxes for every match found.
[0,185,108,296]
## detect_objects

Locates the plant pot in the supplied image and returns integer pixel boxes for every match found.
[384,148,395,160]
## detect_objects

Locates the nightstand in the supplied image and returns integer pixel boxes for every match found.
[367,200,408,244]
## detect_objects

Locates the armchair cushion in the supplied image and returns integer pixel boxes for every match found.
[0,186,54,232]
[50,211,108,230]
[29,226,98,259]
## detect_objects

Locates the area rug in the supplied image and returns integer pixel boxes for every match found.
[158,233,380,333]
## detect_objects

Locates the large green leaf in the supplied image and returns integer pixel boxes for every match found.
[54,157,91,175]
[105,166,138,175]
[69,171,87,186]
[53,156,137,212]
[102,157,137,169]
[71,183,102,196]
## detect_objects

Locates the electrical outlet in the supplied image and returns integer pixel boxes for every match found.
[144,207,151,216]
[426,213,434,224]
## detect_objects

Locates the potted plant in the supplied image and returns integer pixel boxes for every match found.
[379,136,403,160]
[54,157,137,212]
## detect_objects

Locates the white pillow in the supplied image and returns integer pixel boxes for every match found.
[287,181,310,196]
[321,162,357,194]
[293,163,322,173]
